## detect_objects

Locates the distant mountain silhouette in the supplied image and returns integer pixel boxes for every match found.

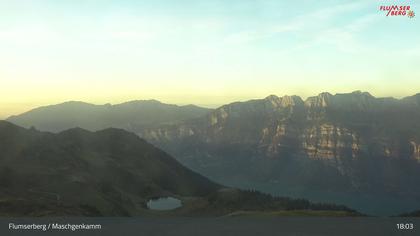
[7,100,211,133]
[0,121,356,216]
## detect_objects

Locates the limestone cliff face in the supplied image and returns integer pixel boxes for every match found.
[305,92,332,108]
[257,121,362,162]
[301,124,361,160]
[139,91,420,195]
[142,91,419,162]
[410,141,420,161]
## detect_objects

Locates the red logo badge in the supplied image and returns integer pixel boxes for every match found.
[379,5,415,18]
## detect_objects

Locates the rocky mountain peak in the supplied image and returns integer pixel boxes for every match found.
[264,95,303,108]
[265,94,279,101]
[337,90,375,101]
[334,91,376,110]
[303,91,378,109]
[350,90,372,97]
[280,95,304,107]
[304,92,333,108]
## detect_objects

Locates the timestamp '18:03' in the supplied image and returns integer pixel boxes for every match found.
[397,223,414,230]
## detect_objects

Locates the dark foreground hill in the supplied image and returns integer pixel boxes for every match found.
[0,120,219,216]
[0,121,357,216]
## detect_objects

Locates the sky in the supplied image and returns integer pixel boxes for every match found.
[0,0,419,118]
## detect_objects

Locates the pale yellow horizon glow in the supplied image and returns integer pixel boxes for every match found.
[1,1,420,119]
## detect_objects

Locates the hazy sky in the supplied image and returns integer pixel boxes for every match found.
[1,0,419,118]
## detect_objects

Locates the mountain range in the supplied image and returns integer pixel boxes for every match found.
[6,91,420,215]
[7,100,211,133]
[0,121,355,216]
